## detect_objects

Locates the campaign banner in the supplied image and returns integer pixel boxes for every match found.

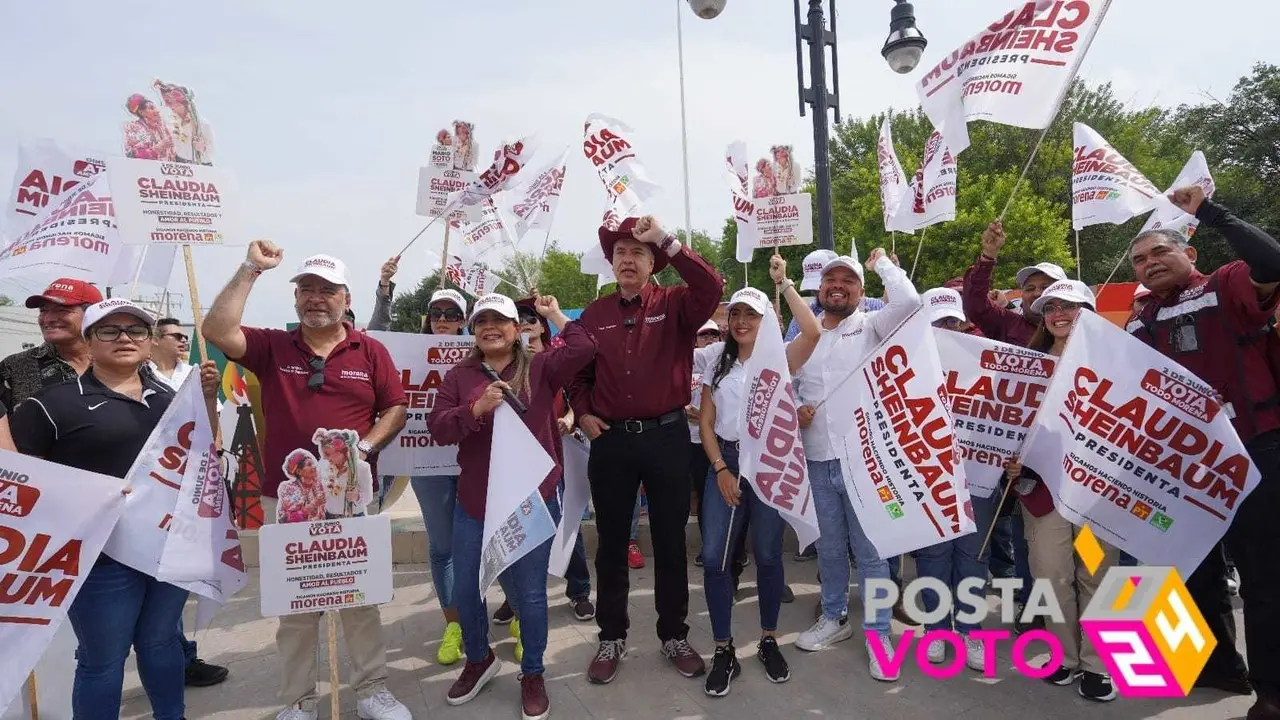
[1020,311,1259,576]
[0,449,127,714]
[508,149,568,241]
[1141,150,1215,237]
[737,300,820,550]
[480,404,556,593]
[430,143,454,169]
[724,141,759,263]
[367,332,467,476]
[416,164,476,219]
[0,174,116,282]
[754,193,813,249]
[906,131,958,230]
[259,514,394,616]
[917,0,1112,154]
[108,158,240,245]
[1072,123,1166,230]
[877,118,915,234]
[548,435,590,577]
[447,137,539,225]
[835,307,975,557]
[5,139,106,235]
[936,330,1055,498]
[155,375,248,626]
[584,114,660,224]
[456,199,515,260]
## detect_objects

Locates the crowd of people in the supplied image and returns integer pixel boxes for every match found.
[2,183,1278,720]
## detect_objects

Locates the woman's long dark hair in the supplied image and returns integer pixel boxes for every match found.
[1027,303,1094,353]
[709,335,741,390]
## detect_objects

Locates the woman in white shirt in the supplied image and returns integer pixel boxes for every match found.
[697,256,821,697]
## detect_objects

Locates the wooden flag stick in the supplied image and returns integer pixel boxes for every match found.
[327,611,341,719]
[909,227,929,281]
[183,246,209,363]
[26,671,37,720]
[1074,229,1083,280]
[437,223,453,292]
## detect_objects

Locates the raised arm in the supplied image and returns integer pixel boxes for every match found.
[633,216,724,329]
[1178,188,1280,298]
[866,248,921,340]
[771,255,820,373]
[368,257,399,332]
[204,240,283,360]
[962,222,1021,337]
[536,296,598,390]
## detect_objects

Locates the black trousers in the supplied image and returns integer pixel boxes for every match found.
[590,420,692,642]
[1187,429,1280,698]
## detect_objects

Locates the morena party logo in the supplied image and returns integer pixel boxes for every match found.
[0,476,39,518]
[160,162,194,177]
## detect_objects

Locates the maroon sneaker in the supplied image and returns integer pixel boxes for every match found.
[520,673,550,720]
[587,639,627,684]
[662,638,706,678]
[446,650,501,706]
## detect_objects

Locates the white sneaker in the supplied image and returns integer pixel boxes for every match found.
[796,615,854,652]
[964,635,986,672]
[357,689,413,720]
[276,706,317,720]
[926,638,946,664]
[1227,567,1241,597]
[867,633,899,682]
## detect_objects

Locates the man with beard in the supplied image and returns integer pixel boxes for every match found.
[792,249,920,682]
[203,244,411,720]
[1126,186,1280,720]
[961,221,1067,347]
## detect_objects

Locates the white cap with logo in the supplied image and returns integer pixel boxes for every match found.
[922,288,965,324]
[82,299,155,338]
[469,293,519,324]
[727,287,771,316]
[801,249,839,291]
[429,289,468,316]
[289,254,349,286]
[819,255,865,283]
[1014,262,1067,289]
[1030,279,1097,315]
[697,320,721,334]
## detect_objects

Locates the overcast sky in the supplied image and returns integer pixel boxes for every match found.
[1,0,1276,326]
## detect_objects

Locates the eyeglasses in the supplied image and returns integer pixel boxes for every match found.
[934,317,963,330]
[91,324,152,342]
[1040,301,1082,315]
[428,308,464,322]
[161,332,189,343]
[307,356,325,392]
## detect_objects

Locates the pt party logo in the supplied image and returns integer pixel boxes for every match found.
[864,525,1215,697]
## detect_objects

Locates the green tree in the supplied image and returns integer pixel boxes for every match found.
[0,295,11,307]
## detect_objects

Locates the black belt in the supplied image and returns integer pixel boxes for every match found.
[607,409,684,434]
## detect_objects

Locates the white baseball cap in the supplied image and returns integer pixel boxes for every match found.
[801,249,839,291]
[82,299,154,338]
[289,254,349,286]
[727,287,770,316]
[819,255,865,283]
[697,320,721,334]
[922,288,965,324]
[469,293,518,324]
[1030,280,1097,315]
[429,289,468,316]
[1015,262,1067,289]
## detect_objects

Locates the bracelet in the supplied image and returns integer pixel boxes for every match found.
[712,460,726,472]
[241,261,263,276]
[776,279,795,292]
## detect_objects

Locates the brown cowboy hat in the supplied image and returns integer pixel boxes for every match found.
[598,218,670,274]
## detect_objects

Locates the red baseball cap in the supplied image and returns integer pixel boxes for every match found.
[25,278,104,309]
[599,218,670,275]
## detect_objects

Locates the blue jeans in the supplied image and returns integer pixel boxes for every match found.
[809,459,891,632]
[914,495,998,634]
[454,496,559,675]
[1118,552,1140,567]
[557,479,592,600]
[67,559,190,720]
[700,441,785,642]
[178,618,196,664]
[989,512,1032,604]
[410,475,458,610]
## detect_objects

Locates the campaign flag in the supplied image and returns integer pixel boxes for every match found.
[877,118,916,234]
[444,253,502,297]
[0,174,117,282]
[368,332,469,476]
[936,330,1056,497]
[447,137,539,224]
[155,375,248,627]
[834,307,975,557]
[507,149,568,241]
[0,449,126,714]
[548,434,590,577]
[737,298,820,550]
[583,114,660,226]
[5,139,106,235]
[1141,151,1215,237]
[1072,123,1167,230]
[917,0,1112,154]
[453,198,515,260]
[1020,311,1259,576]
[480,404,556,593]
[106,243,179,289]
[906,131,958,230]
[725,141,758,263]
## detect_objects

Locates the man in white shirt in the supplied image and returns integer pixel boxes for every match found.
[148,317,195,390]
[792,250,920,681]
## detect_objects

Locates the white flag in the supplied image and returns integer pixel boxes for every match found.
[725,141,758,263]
[1141,151,1215,237]
[906,131,958,230]
[1072,123,1166,230]
[507,149,568,241]
[737,300,820,550]
[447,137,539,224]
[877,118,916,234]
[4,139,106,235]
[106,244,179,289]
[583,114,660,223]
[444,250,503,297]
[0,174,117,283]
[453,198,515,260]
[548,435,590,577]
[480,404,557,593]
[917,0,1112,154]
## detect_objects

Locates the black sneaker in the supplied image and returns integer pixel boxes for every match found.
[1079,671,1117,702]
[695,555,704,567]
[781,585,795,604]
[757,637,790,683]
[1044,665,1081,686]
[492,600,515,625]
[704,644,741,697]
[184,658,229,687]
[794,545,818,561]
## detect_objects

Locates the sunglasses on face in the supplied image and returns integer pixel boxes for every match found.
[517,309,539,325]
[1041,301,1082,315]
[697,331,723,340]
[428,308,464,322]
[934,317,963,330]
[92,324,152,342]
[307,356,325,392]
[161,332,189,343]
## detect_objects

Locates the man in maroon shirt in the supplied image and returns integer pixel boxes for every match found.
[202,241,411,720]
[569,215,723,684]
[961,220,1067,347]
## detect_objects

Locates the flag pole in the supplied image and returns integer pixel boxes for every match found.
[437,223,452,292]
[1075,229,1083,280]
[909,227,928,281]
[183,246,209,363]
[25,671,38,719]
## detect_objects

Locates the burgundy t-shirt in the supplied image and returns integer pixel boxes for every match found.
[234,326,407,498]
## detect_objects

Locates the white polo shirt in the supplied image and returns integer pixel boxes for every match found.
[147,361,195,392]
[698,342,749,442]
[792,257,921,462]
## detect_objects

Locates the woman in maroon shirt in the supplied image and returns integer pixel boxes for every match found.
[428,293,595,720]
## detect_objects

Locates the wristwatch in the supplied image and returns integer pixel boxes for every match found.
[357,439,376,457]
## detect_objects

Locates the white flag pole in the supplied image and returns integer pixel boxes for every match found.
[1075,229,1083,280]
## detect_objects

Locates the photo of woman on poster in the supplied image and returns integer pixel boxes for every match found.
[452,120,476,171]
[277,449,327,523]
[772,144,799,194]
[154,78,213,165]
[122,92,176,161]
[313,428,374,518]
[752,158,776,198]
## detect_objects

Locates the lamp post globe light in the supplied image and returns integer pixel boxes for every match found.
[883,0,928,74]
[686,0,727,19]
